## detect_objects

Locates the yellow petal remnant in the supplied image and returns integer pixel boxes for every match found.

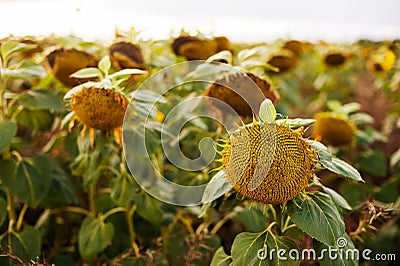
[68,86,129,145]
[220,121,317,205]
[312,112,356,147]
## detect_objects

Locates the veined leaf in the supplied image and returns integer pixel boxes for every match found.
[78,216,114,260]
[70,67,103,79]
[201,170,232,204]
[1,41,37,60]
[231,231,299,265]
[287,192,346,247]
[211,247,233,266]
[311,141,363,182]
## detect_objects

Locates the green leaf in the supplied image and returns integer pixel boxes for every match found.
[276,118,315,128]
[350,113,374,125]
[357,151,387,178]
[108,68,147,79]
[78,216,114,260]
[259,99,276,123]
[337,102,361,115]
[339,182,374,208]
[3,62,46,79]
[135,192,163,224]
[313,234,358,266]
[211,247,233,266]
[201,170,232,204]
[231,231,299,265]
[13,108,54,131]
[237,204,269,232]
[98,55,111,75]
[0,155,55,207]
[18,89,65,112]
[1,41,37,60]
[42,166,77,206]
[375,175,400,203]
[311,141,364,182]
[0,120,17,152]
[70,67,102,79]
[240,60,280,72]
[287,192,346,247]
[110,173,138,206]
[322,186,352,211]
[0,226,41,264]
[206,51,233,65]
[0,197,6,227]
[131,89,167,103]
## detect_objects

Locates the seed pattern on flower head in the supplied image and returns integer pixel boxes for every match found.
[221,121,316,204]
[71,87,129,131]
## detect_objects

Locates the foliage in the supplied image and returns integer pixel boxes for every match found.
[0,32,399,265]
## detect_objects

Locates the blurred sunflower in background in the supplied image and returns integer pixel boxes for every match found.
[311,101,373,147]
[46,48,98,87]
[367,46,396,73]
[205,72,280,119]
[171,35,233,60]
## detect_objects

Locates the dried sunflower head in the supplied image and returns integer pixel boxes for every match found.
[65,84,129,146]
[171,35,232,60]
[109,42,145,70]
[219,119,317,204]
[204,72,279,119]
[283,40,304,56]
[267,49,298,72]
[46,48,97,87]
[312,112,356,146]
[324,52,347,67]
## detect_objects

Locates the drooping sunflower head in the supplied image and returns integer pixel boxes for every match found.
[219,120,317,204]
[312,112,356,147]
[171,35,232,61]
[267,49,298,72]
[46,48,98,87]
[204,72,280,119]
[324,52,347,67]
[109,42,145,70]
[65,85,129,145]
[283,40,304,56]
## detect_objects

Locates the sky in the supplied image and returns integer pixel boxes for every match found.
[0,0,399,43]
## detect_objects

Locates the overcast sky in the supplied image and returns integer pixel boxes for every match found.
[1,0,399,42]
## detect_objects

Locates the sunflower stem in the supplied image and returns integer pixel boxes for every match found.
[125,204,140,257]
[210,212,237,234]
[88,185,96,214]
[6,189,16,233]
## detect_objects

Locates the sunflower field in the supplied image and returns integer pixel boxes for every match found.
[0,30,399,265]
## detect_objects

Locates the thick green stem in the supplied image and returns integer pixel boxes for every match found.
[88,185,96,214]
[126,204,140,257]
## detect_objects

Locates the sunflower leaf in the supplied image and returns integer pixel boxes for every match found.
[311,141,363,182]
